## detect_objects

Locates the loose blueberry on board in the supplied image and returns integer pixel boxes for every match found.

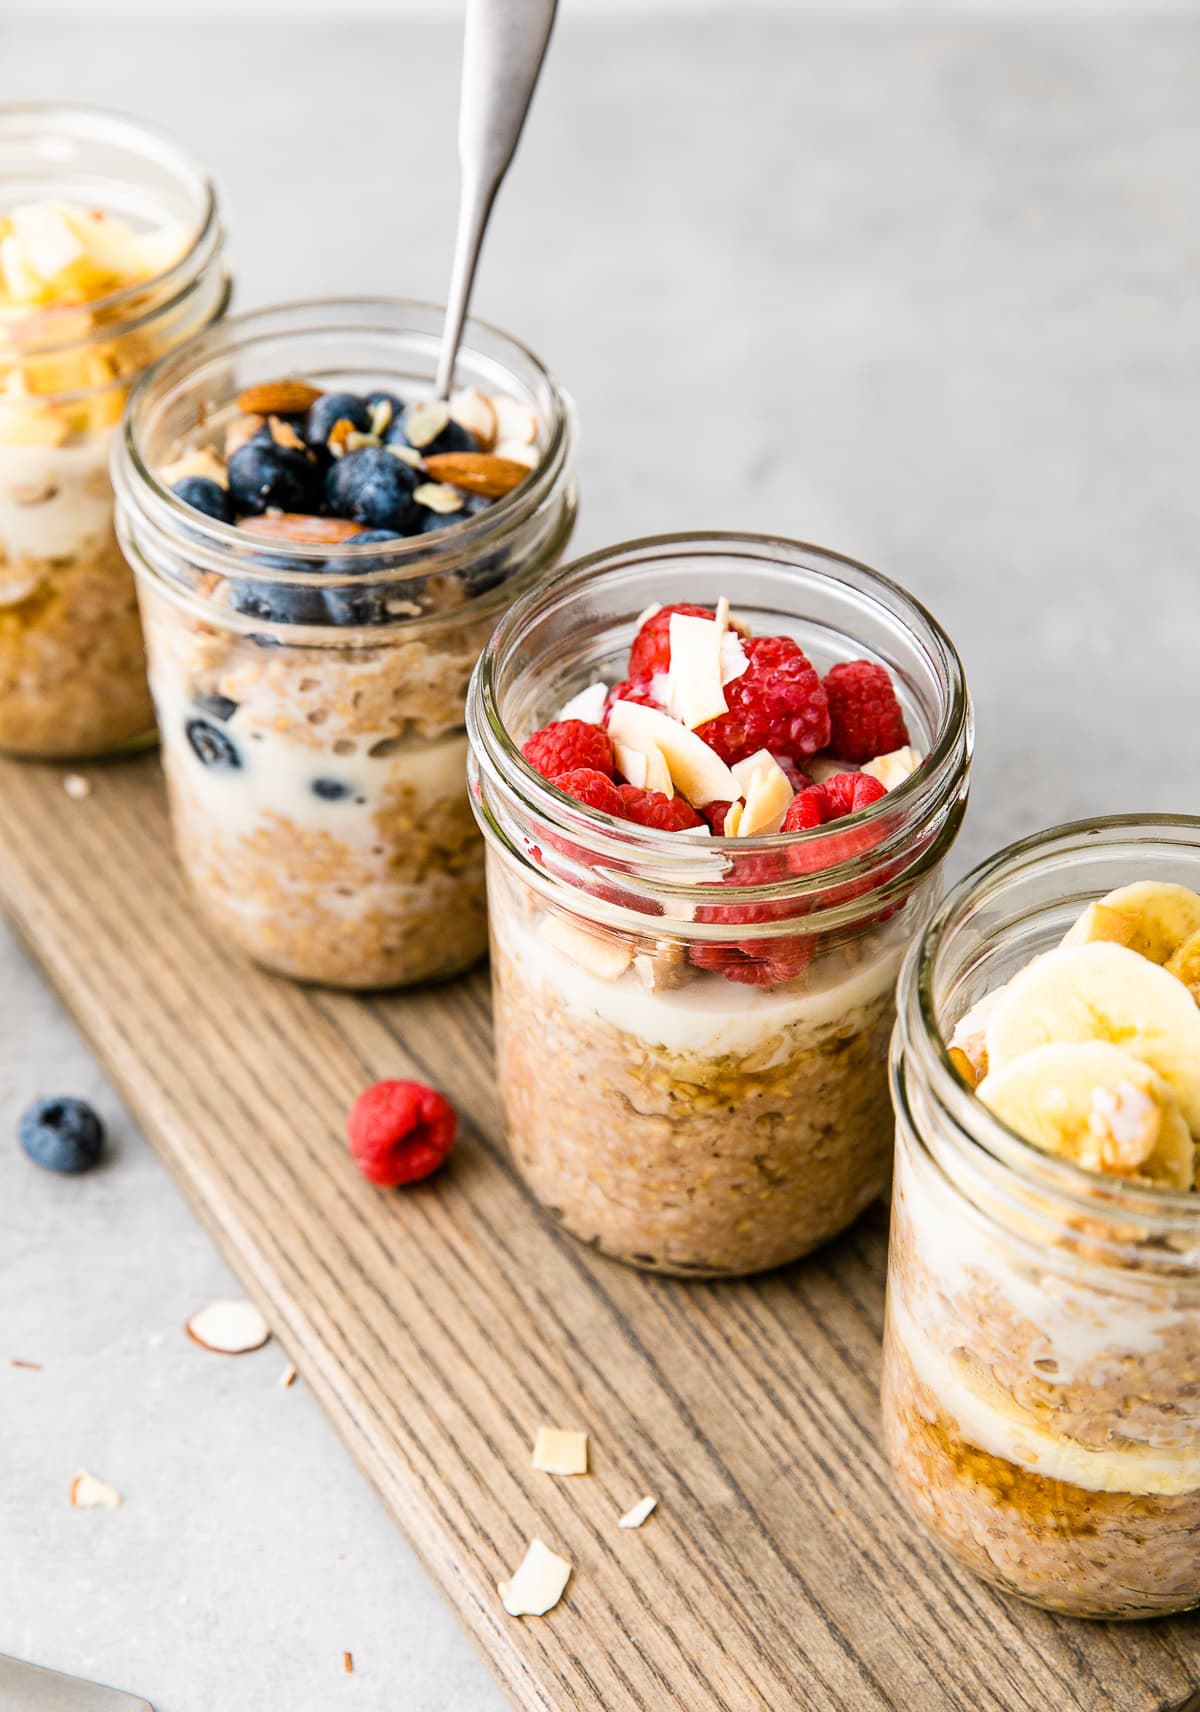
[304,391,371,450]
[312,778,352,800]
[185,717,242,769]
[170,476,232,523]
[326,447,421,533]
[227,439,320,516]
[19,1097,105,1174]
[193,692,239,722]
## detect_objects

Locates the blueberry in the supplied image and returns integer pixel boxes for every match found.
[194,692,238,722]
[19,1097,104,1174]
[230,581,326,626]
[385,406,476,459]
[312,778,351,800]
[416,502,465,535]
[324,586,389,627]
[186,717,242,768]
[325,447,420,532]
[304,391,371,450]
[340,527,403,561]
[171,476,232,523]
[227,439,320,516]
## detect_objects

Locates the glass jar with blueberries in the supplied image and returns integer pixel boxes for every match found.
[112,298,576,988]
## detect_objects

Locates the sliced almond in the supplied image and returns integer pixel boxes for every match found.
[449,385,497,449]
[237,380,322,416]
[491,393,538,445]
[422,451,530,498]
[224,413,265,458]
[326,416,358,457]
[267,414,307,452]
[618,1496,657,1529]
[280,1363,298,1389]
[368,397,395,437]
[71,1469,122,1509]
[236,513,367,545]
[532,1427,588,1475]
[344,431,381,454]
[186,1299,271,1355]
[499,1539,572,1618]
[491,437,539,469]
[413,481,465,515]
[403,398,451,450]
[385,443,424,470]
[160,446,229,491]
[538,914,632,981]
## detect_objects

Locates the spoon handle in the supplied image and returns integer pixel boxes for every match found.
[435,0,559,399]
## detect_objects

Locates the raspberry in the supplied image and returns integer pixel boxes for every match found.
[522,719,615,781]
[627,602,715,682]
[347,1080,457,1187]
[554,768,626,816]
[604,678,662,722]
[696,636,830,765]
[823,660,908,763]
[701,799,734,835]
[773,755,812,795]
[616,784,705,831]
[691,914,813,987]
[782,771,886,833]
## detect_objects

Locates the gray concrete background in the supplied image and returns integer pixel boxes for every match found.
[2,10,1198,1709]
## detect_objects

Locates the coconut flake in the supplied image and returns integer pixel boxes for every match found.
[556,679,609,725]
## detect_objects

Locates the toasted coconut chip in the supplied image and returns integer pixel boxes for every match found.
[499,1539,572,1618]
[71,1469,122,1509]
[618,1495,657,1529]
[236,513,366,545]
[186,1299,271,1355]
[449,386,497,449]
[403,398,451,449]
[414,481,465,515]
[237,380,322,416]
[532,1427,588,1475]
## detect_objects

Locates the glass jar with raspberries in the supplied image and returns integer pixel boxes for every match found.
[113,299,575,988]
[467,533,972,1275]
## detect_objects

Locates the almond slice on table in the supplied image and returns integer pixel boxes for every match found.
[236,380,322,416]
[235,513,367,546]
[71,1469,122,1509]
[499,1539,572,1618]
[422,451,530,499]
[532,1427,588,1475]
[186,1299,271,1355]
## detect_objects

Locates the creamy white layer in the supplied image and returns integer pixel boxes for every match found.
[497,898,900,1060]
[0,432,114,570]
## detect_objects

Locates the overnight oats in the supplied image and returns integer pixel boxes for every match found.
[467,535,972,1275]
[0,105,227,757]
[113,299,574,988]
[884,818,1200,1618]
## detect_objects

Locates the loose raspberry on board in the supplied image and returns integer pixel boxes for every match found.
[347,1080,457,1187]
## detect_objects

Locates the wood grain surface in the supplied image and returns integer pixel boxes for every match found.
[2,753,1198,1712]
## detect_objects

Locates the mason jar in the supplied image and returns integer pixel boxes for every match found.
[467,533,972,1275]
[113,298,575,989]
[884,817,1200,1619]
[0,103,228,758]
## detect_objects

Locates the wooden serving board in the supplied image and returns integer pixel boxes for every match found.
[2,753,1198,1712]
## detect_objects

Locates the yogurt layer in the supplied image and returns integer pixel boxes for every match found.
[500,902,900,1060]
[0,432,114,567]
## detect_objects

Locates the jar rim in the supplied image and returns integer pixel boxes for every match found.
[0,101,223,361]
[468,531,973,926]
[902,813,1200,1221]
[114,295,573,582]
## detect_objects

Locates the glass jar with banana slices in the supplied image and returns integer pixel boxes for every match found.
[884,818,1200,1620]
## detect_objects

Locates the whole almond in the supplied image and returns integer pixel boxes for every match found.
[423,451,530,499]
[237,380,322,416]
[236,513,368,545]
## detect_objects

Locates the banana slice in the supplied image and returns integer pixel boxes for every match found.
[1062,881,1200,965]
[977,1040,1194,1189]
[984,942,1200,1136]
[1165,928,1200,1008]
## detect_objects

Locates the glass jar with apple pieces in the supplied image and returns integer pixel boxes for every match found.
[113,299,576,990]
[884,818,1200,1619]
[0,104,228,758]
[468,533,972,1277]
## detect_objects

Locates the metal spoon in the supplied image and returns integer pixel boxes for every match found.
[434,0,559,400]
